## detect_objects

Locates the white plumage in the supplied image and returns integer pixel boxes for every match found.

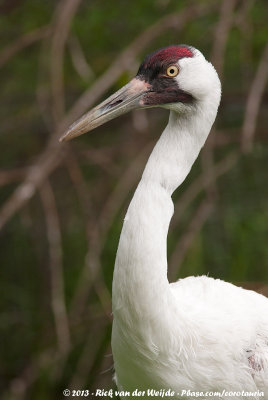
[61,45,268,399]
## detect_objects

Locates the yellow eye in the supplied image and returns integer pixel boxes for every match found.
[166,65,179,77]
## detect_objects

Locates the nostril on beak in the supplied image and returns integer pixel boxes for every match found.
[109,99,123,108]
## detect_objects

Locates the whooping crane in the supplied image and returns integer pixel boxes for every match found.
[60,45,268,400]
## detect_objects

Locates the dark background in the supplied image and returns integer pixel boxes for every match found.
[0,0,267,399]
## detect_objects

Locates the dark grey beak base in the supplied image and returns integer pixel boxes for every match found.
[59,78,151,142]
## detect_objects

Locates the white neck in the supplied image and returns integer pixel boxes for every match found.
[112,98,219,323]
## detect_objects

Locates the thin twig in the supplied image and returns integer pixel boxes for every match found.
[68,321,110,390]
[50,0,83,123]
[68,35,94,81]
[39,180,71,354]
[0,25,50,68]
[241,43,268,153]
[210,0,237,78]
[169,151,238,280]
[0,145,66,230]
[36,30,54,131]
[169,197,213,281]
[0,168,28,187]
[0,2,216,231]
[202,0,237,204]
[172,151,238,228]
[235,0,255,88]
[77,145,119,175]
[68,2,215,126]
[69,141,153,322]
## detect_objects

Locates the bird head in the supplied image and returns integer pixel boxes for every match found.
[60,45,221,142]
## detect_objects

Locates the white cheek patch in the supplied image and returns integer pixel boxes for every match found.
[176,54,221,101]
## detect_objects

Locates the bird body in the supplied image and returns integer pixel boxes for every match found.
[112,90,268,398]
[113,275,268,399]
[61,45,268,399]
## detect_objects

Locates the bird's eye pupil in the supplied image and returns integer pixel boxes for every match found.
[167,65,178,77]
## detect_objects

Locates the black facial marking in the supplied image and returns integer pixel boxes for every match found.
[143,85,193,106]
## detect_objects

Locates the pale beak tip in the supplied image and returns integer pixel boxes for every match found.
[59,77,149,143]
[59,132,69,143]
[59,125,79,143]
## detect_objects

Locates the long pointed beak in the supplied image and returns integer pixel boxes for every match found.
[60,78,151,142]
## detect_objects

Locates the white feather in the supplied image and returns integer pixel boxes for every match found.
[111,47,268,399]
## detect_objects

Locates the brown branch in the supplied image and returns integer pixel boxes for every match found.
[169,30,267,276]
[68,35,94,81]
[77,145,119,175]
[6,348,62,400]
[235,0,255,87]
[210,0,237,78]
[36,34,54,132]
[202,0,237,202]
[168,38,268,281]
[69,141,153,322]
[237,283,268,298]
[241,43,268,153]
[201,132,217,202]
[169,151,238,280]
[172,151,238,228]
[0,0,22,14]
[65,153,93,221]
[0,25,51,68]
[0,168,28,187]
[0,2,216,232]
[64,152,113,320]
[132,109,149,132]
[169,197,213,281]
[39,180,71,355]
[68,2,216,126]
[50,0,83,124]
[5,303,108,400]
[0,144,66,230]
[68,322,110,390]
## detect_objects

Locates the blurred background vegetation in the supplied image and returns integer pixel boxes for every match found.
[0,0,267,399]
